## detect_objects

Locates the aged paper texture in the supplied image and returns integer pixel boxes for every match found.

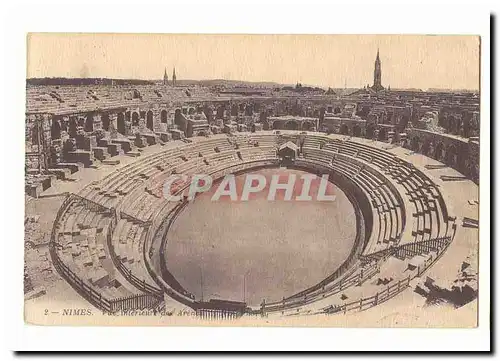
[24,34,480,328]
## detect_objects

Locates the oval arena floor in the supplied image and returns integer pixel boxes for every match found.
[165,168,357,306]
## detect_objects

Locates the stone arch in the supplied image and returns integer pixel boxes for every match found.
[446,144,458,167]
[410,136,420,152]
[353,125,362,137]
[31,122,40,144]
[174,109,182,121]
[318,107,326,124]
[365,124,375,139]
[85,114,94,132]
[270,120,280,129]
[203,106,213,122]
[302,121,313,131]
[421,140,431,156]
[401,114,410,128]
[358,105,371,118]
[117,112,126,135]
[462,113,472,138]
[68,118,78,138]
[455,117,463,135]
[259,111,267,123]
[161,109,168,123]
[60,119,68,133]
[472,163,479,183]
[245,104,253,116]
[386,112,393,125]
[231,104,238,116]
[186,122,193,138]
[175,109,187,132]
[216,106,225,119]
[188,107,195,115]
[434,142,444,161]
[146,110,154,130]
[77,117,85,128]
[378,128,388,141]
[101,113,110,131]
[438,112,448,129]
[132,112,140,126]
[456,145,466,171]
[340,124,349,135]
[448,115,456,133]
[51,119,61,140]
[284,120,298,130]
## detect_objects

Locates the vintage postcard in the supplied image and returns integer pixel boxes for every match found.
[24,33,481,329]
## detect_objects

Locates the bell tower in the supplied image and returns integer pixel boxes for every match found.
[372,49,384,92]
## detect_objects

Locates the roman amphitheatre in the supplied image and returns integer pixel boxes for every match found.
[24,56,480,326]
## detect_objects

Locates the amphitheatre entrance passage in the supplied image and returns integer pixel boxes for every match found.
[164,168,357,307]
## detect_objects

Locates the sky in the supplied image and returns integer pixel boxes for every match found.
[26,34,480,90]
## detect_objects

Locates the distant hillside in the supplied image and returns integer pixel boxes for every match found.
[27,78,155,86]
[426,88,479,93]
[176,79,292,88]
[26,77,298,89]
[26,77,344,90]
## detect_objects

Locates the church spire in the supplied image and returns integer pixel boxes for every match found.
[371,48,384,92]
[172,67,177,87]
[163,67,168,85]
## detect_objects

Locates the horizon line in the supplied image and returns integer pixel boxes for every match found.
[25,77,479,92]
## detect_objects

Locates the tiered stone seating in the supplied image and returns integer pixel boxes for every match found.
[111,217,156,288]
[306,135,452,248]
[344,140,398,168]
[54,199,133,300]
[52,131,455,316]
[302,134,333,149]
[81,148,184,207]
[301,146,403,257]
[184,137,235,158]
[26,85,221,114]
[382,161,451,245]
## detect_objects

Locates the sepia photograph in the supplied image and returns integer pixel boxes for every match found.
[4,1,491,351]
[24,33,481,328]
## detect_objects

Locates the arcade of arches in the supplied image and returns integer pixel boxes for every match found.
[27,96,480,187]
